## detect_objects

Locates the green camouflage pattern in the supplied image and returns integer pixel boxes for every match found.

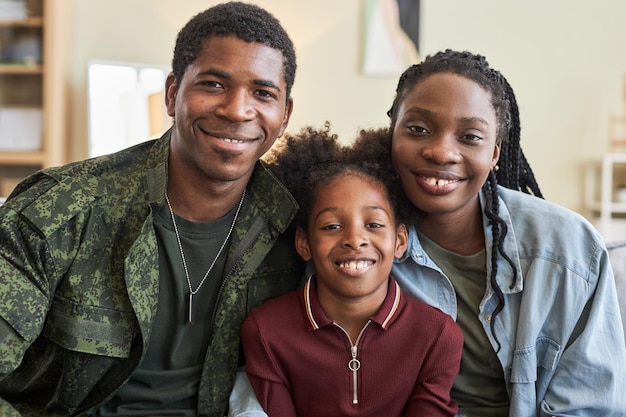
[0,130,303,416]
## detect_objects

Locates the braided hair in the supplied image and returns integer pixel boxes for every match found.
[385,49,543,351]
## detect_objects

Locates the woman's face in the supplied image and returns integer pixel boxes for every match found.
[391,73,500,220]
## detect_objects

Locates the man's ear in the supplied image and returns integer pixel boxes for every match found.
[295,226,312,261]
[395,224,408,259]
[277,97,294,138]
[165,72,177,117]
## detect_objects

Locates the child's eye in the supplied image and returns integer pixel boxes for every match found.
[366,223,384,229]
[322,224,341,231]
[407,125,429,134]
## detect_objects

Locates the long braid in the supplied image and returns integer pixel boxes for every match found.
[483,171,505,353]
[497,77,543,197]
[386,49,544,351]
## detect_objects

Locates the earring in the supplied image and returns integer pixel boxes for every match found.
[493,165,500,172]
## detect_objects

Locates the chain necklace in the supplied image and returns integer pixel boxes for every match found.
[165,190,246,324]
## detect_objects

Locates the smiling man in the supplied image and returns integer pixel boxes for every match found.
[0,3,303,416]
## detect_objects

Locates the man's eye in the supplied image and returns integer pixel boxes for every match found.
[202,81,223,88]
[255,90,277,99]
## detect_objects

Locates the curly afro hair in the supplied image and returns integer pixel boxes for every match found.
[266,123,419,231]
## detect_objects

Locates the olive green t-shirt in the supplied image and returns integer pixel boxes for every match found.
[95,203,236,416]
[418,232,510,417]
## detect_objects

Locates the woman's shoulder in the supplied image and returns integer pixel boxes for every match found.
[497,186,600,239]
[400,288,456,325]
[496,186,608,281]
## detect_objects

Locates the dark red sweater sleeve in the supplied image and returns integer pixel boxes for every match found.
[241,310,298,417]
[403,317,463,417]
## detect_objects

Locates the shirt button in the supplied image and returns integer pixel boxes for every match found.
[486,315,492,322]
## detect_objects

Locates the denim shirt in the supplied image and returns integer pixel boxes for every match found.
[393,186,626,417]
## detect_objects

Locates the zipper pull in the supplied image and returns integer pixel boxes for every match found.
[348,345,360,404]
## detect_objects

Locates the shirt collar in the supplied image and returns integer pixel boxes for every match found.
[396,185,524,294]
[302,275,403,331]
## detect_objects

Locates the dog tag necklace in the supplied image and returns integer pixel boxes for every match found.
[165,190,245,324]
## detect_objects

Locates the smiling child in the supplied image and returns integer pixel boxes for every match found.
[240,126,463,417]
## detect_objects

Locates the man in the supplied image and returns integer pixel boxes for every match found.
[0,2,302,416]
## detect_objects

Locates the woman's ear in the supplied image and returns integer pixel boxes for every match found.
[295,226,312,261]
[395,224,409,258]
[492,142,501,169]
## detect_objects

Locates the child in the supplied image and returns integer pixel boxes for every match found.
[241,127,463,417]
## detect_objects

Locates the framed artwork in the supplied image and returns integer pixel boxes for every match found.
[362,0,420,75]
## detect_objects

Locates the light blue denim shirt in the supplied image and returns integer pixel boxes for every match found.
[393,185,626,417]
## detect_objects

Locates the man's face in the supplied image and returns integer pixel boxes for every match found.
[166,35,293,186]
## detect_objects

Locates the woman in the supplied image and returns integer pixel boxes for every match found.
[349,49,626,416]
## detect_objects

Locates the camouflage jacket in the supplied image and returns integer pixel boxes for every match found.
[0,131,303,416]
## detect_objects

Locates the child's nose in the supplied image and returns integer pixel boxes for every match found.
[342,226,368,249]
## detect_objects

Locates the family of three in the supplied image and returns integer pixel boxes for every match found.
[0,2,624,416]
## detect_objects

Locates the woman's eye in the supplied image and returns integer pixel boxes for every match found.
[460,134,483,142]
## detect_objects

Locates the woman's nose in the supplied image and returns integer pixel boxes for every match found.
[421,134,461,165]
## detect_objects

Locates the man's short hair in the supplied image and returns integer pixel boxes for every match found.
[171,1,297,98]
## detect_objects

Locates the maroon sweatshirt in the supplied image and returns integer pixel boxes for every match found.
[242,276,463,417]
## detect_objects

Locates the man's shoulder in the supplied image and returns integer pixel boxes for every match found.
[247,162,298,229]
[4,139,161,237]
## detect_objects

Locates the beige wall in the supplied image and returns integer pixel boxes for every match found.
[69,0,626,215]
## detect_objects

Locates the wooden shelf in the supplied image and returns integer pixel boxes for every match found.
[0,16,43,27]
[585,153,626,242]
[0,63,43,74]
[0,0,71,197]
[0,150,44,165]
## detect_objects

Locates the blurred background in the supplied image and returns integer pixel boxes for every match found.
[2,0,626,241]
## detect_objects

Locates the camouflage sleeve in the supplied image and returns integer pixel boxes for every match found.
[0,178,57,390]
[0,398,21,416]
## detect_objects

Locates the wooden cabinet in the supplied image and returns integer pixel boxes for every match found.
[0,0,69,197]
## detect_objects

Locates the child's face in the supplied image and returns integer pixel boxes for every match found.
[391,73,500,219]
[296,174,408,302]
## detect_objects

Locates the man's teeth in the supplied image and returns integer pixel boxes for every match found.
[338,260,373,270]
[424,177,454,186]
[221,137,245,143]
